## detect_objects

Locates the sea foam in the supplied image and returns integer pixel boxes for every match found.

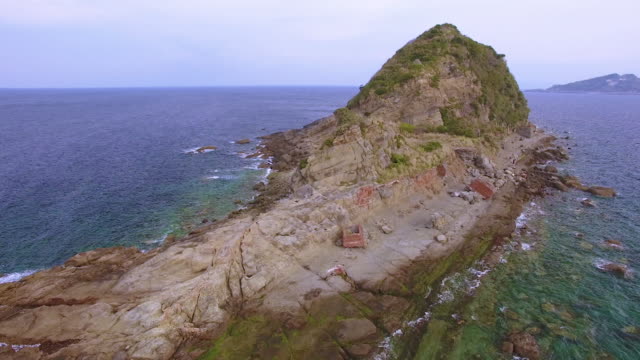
[0,269,38,284]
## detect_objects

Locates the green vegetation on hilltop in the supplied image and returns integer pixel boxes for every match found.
[420,141,442,152]
[347,23,529,135]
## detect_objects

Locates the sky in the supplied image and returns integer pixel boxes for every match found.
[1,0,639,89]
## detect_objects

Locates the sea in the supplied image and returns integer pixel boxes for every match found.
[0,87,357,278]
[1,89,639,358]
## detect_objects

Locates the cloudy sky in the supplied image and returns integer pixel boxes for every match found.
[1,0,638,89]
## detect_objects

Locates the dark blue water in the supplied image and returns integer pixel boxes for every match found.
[0,87,357,277]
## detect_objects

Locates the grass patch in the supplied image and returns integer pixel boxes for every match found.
[323,138,334,148]
[420,141,442,152]
[390,153,409,167]
[333,107,364,137]
[399,122,416,134]
[438,107,475,137]
[430,72,440,88]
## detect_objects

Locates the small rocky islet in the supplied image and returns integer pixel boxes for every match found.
[0,24,626,359]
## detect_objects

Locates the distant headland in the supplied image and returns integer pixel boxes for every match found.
[529,73,640,93]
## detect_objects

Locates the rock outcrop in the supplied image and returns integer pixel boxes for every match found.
[0,24,549,360]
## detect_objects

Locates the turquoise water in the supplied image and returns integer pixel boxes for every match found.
[410,93,640,359]
[0,87,357,277]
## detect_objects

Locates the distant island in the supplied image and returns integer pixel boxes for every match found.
[531,73,640,93]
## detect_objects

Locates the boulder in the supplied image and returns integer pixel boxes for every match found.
[454,148,478,163]
[516,125,534,138]
[508,332,540,360]
[474,155,496,177]
[544,165,558,173]
[459,191,478,204]
[380,225,393,234]
[347,344,373,357]
[337,318,377,342]
[435,234,447,243]
[427,213,449,230]
[235,139,251,144]
[587,186,616,197]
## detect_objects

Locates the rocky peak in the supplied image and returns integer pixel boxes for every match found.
[347,23,529,134]
[263,24,529,189]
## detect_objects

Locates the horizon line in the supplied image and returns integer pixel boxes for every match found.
[0,84,361,90]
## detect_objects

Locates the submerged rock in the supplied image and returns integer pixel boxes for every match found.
[195,145,217,153]
[587,186,616,197]
[235,138,251,144]
[600,262,633,279]
[581,198,596,207]
[501,341,514,355]
[604,239,624,250]
[508,332,540,360]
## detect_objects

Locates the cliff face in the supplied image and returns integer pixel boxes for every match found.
[546,73,640,93]
[0,24,538,360]
[265,24,529,190]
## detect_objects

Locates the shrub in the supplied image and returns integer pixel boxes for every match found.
[421,141,442,152]
[334,107,359,126]
[299,158,308,169]
[430,73,440,88]
[438,107,475,137]
[390,153,409,167]
[399,122,416,134]
[323,138,334,147]
[333,107,363,138]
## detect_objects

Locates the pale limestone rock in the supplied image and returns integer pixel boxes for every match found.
[381,225,394,234]
[337,318,377,342]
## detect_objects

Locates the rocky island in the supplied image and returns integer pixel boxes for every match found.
[0,24,577,359]
[536,73,640,93]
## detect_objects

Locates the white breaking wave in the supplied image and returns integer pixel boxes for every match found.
[0,269,38,284]
[206,175,236,180]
